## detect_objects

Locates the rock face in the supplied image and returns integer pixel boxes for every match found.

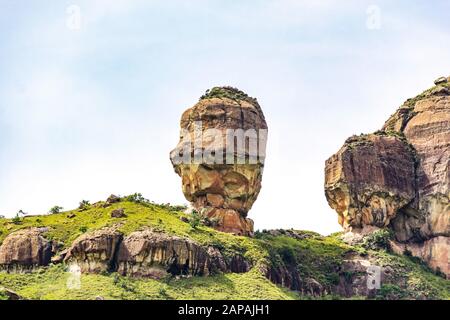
[117,230,226,278]
[325,76,450,277]
[64,228,251,278]
[64,228,123,273]
[0,228,53,271]
[170,87,268,236]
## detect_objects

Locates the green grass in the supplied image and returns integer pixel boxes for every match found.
[0,199,448,300]
[0,199,270,271]
[0,265,298,300]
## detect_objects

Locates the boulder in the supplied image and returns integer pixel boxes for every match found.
[325,134,416,230]
[106,194,120,204]
[116,229,227,278]
[170,87,268,236]
[110,208,126,218]
[325,76,450,277]
[0,228,52,271]
[64,228,123,273]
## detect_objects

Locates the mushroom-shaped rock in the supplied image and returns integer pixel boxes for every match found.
[170,87,268,236]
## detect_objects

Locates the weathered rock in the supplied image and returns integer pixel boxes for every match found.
[0,287,22,300]
[106,194,120,205]
[110,208,126,218]
[325,134,416,230]
[391,236,449,278]
[334,258,387,298]
[170,87,268,236]
[434,76,448,85]
[116,229,227,278]
[262,263,303,291]
[64,228,123,273]
[325,76,450,276]
[0,228,52,271]
[51,249,68,264]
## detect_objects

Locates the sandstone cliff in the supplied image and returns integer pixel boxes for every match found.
[325,76,450,277]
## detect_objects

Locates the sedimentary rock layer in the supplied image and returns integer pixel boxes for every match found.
[325,76,450,277]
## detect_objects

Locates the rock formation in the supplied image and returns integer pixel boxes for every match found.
[61,227,251,277]
[170,87,268,236]
[116,229,227,278]
[0,228,53,272]
[325,76,450,277]
[64,227,123,273]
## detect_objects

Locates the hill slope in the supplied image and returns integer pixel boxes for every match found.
[0,195,448,300]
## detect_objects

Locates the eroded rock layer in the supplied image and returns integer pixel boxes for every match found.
[116,229,226,278]
[325,76,450,277]
[64,227,123,273]
[0,228,53,272]
[170,87,268,236]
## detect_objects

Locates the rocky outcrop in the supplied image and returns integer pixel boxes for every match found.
[170,87,268,236]
[62,228,251,278]
[0,228,53,272]
[325,76,450,277]
[64,228,123,273]
[116,230,227,278]
[390,236,449,276]
[325,134,416,230]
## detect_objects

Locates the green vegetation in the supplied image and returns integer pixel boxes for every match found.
[188,210,202,229]
[0,265,298,300]
[360,229,392,251]
[78,200,91,211]
[49,206,63,215]
[0,196,448,300]
[199,86,259,107]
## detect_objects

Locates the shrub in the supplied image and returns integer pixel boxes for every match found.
[189,210,202,229]
[49,206,63,214]
[78,200,90,211]
[79,226,88,233]
[12,213,22,225]
[361,229,392,251]
[376,284,406,300]
[124,193,147,204]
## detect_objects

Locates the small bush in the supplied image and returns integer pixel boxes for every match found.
[12,213,22,225]
[78,200,90,211]
[124,193,147,204]
[189,210,202,229]
[376,284,406,300]
[49,206,63,214]
[361,229,392,251]
[79,226,88,233]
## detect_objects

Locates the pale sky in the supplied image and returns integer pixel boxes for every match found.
[0,0,449,234]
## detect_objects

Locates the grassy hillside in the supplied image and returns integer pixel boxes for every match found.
[0,196,448,300]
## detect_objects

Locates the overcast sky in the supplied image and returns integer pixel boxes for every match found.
[0,0,449,234]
